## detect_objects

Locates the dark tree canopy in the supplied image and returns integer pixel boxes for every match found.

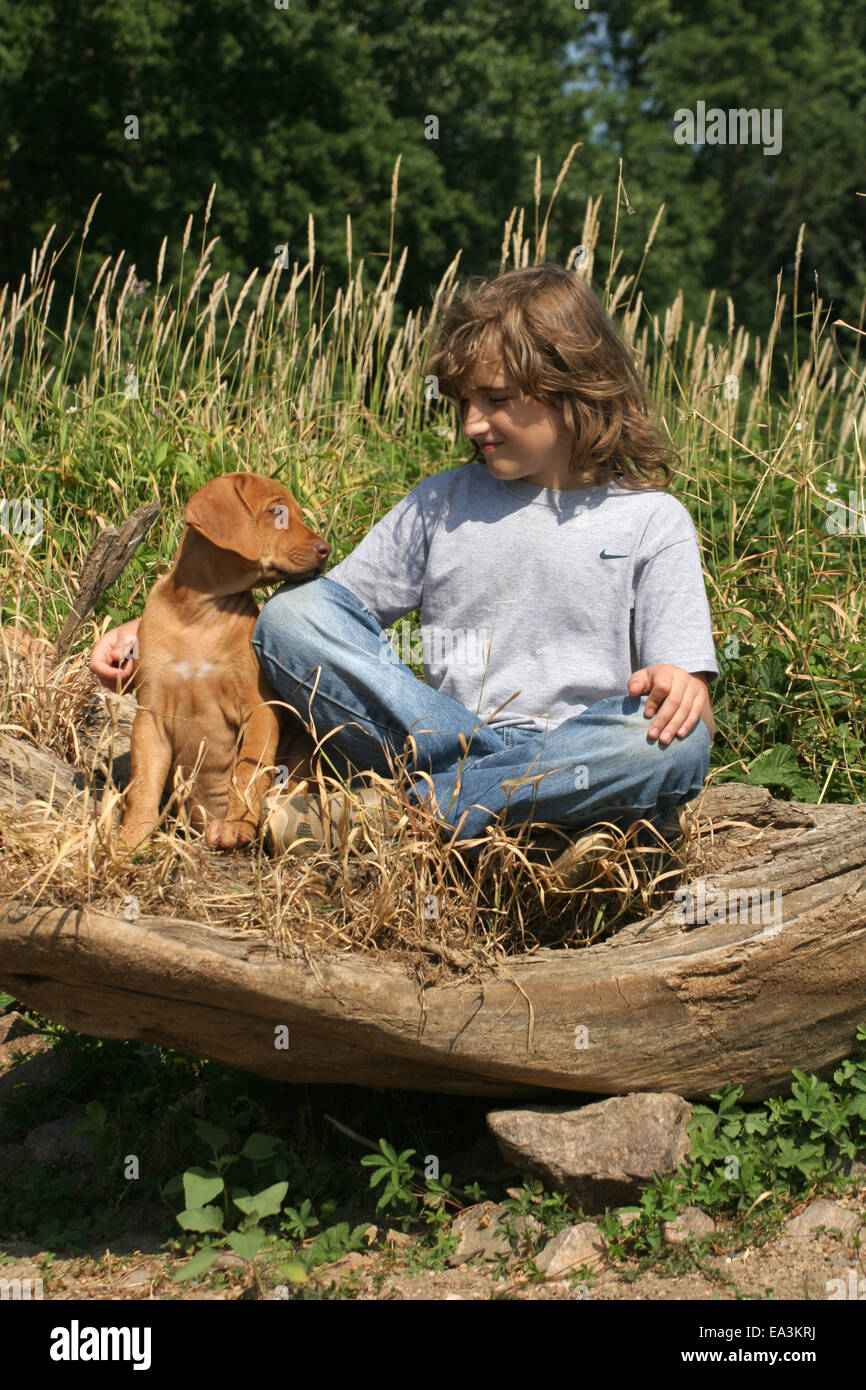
[0,0,862,340]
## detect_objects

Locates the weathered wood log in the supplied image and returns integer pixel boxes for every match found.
[1,729,865,1100]
[53,500,161,662]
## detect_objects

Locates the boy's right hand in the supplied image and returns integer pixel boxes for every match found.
[89,619,141,691]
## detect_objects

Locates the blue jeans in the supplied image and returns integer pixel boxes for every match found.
[252,576,711,849]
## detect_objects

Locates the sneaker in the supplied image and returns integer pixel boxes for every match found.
[262,784,399,857]
[544,829,619,890]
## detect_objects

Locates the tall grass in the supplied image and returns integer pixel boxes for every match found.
[0,149,864,964]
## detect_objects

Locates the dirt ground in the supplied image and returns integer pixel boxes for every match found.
[1,1031,863,1301]
[1,1197,864,1301]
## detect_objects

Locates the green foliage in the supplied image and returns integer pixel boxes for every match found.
[163,1115,294,1281]
[582,0,866,333]
[163,1114,394,1283]
[592,1025,866,1261]
[0,0,583,363]
[360,1138,418,1219]
[714,743,823,801]
[0,0,863,358]
[359,1138,457,1236]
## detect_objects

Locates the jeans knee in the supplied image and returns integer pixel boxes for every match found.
[252,579,325,660]
[654,719,710,791]
[615,696,709,786]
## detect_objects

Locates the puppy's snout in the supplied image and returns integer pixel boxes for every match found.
[314,539,331,571]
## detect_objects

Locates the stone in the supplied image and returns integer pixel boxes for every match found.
[0,1048,72,1137]
[446,1201,543,1267]
[0,1035,53,1078]
[662,1206,716,1245]
[22,1112,96,1169]
[325,1251,370,1274]
[384,1229,412,1248]
[0,1141,22,1177]
[0,1012,37,1046]
[211,1253,250,1273]
[616,1208,643,1228]
[784,1199,863,1242]
[534,1223,607,1277]
[487,1092,693,1212]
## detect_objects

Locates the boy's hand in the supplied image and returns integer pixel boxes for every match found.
[627,665,715,742]
[89,618,141,691]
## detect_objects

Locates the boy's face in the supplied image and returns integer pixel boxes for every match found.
[458,355,591,490]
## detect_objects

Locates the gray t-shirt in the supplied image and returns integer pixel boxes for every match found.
[327,463,718,733]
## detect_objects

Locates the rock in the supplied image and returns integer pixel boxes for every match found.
[534,1223,607,1277]
[0,1048,72,1137]
[487,1093,693,1212]
[22,1112,96,1169]
[0,1034,53,1077]
[616,1208,643,1228]
[447,1201,543,1267]
[385,1229,412,1248]
[164,1086,207,1119]
[0,1012,37,1046]
[662,1206,716,1245]
[0,1141,22,1177]
[211,1253,250,1273]
[784,1199,864,1242]
[325,1251,370,1274]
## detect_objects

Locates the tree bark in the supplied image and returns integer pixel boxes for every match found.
[1,728,864,1100]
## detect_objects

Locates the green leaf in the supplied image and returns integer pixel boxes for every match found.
[161,1174,185,1203]
[233,1181,288,1220]
[226,1228,266,1261]
[183,1168,225,1210]
[173,1247,220,1282]
[177,1204,224,1232]
[85,1100,107,1131]
[240,1132,282,1162]
[743,745,821,802]
[191,1119,233,1150]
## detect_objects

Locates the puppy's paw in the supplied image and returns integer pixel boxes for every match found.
[118,820,158,849]
[206,819,257,850]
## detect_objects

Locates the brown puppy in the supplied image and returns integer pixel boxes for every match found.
[119,472,329,849]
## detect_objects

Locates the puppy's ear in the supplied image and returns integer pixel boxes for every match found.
[184,473,261,561]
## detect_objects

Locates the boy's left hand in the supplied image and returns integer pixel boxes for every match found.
[627,666,715,742]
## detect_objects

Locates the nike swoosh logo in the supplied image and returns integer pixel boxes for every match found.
[599,550,629,559]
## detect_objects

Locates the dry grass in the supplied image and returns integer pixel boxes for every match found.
[0,630,701,982]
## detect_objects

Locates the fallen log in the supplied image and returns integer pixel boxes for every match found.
[1,727,865,1100]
